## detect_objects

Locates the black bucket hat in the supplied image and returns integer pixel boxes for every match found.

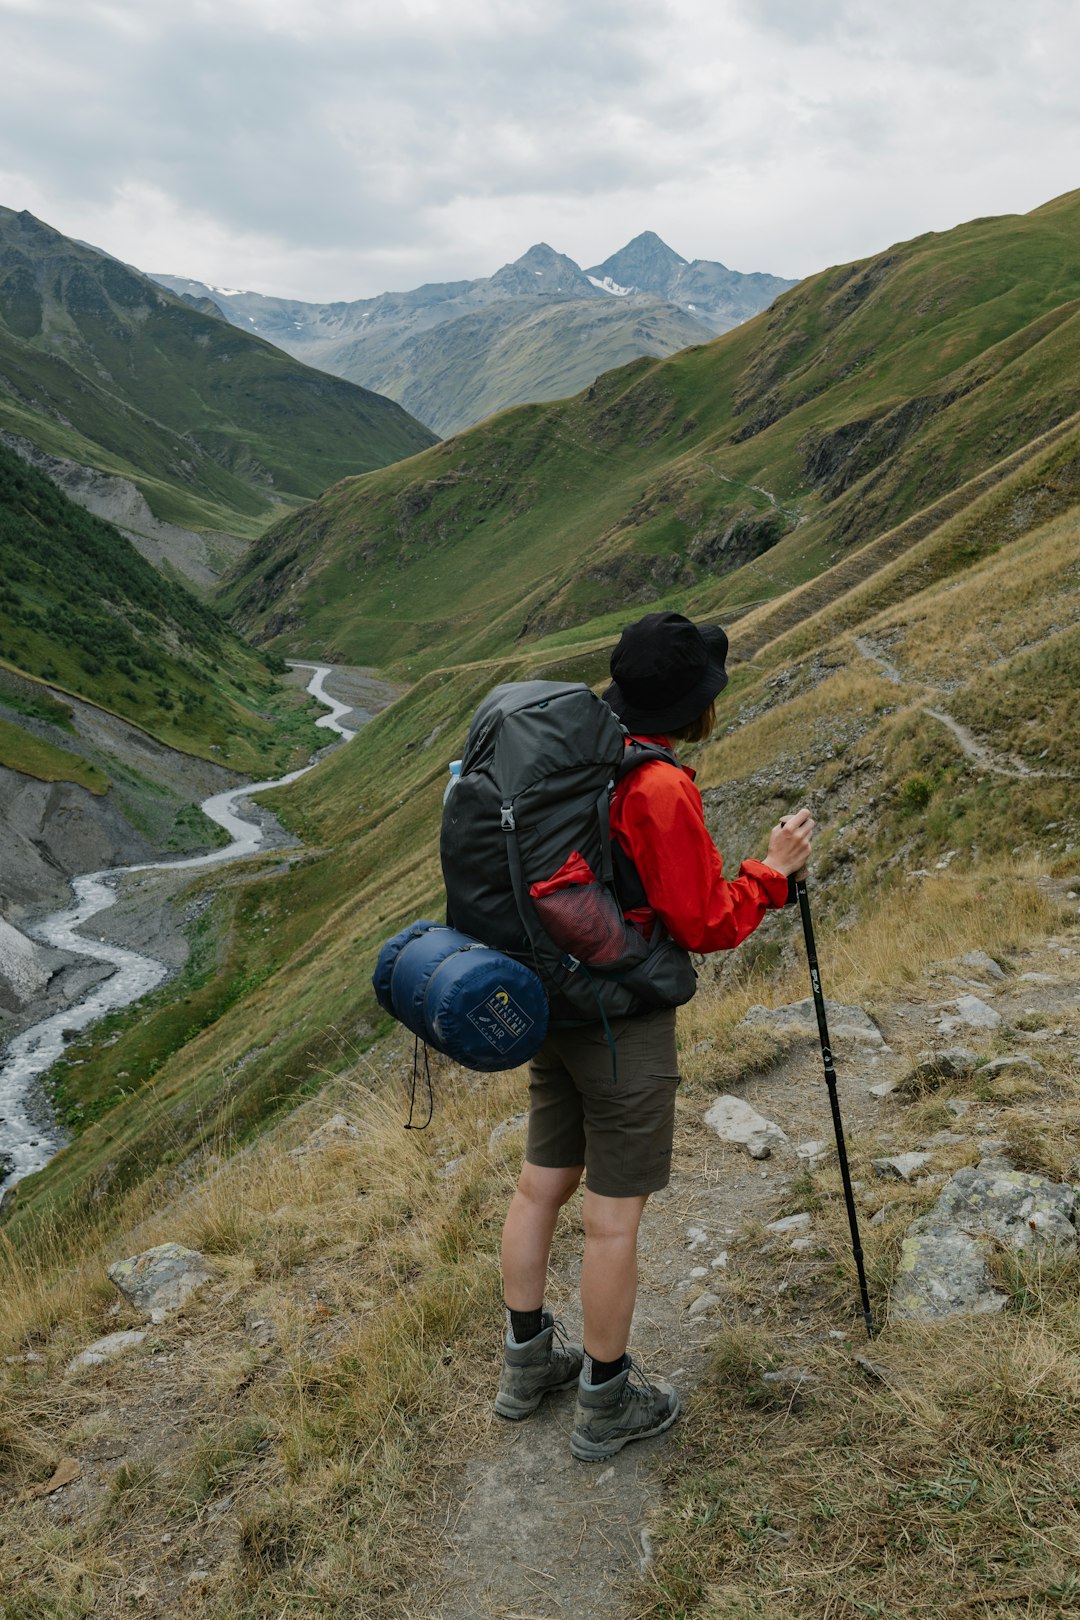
[603,611,729,733]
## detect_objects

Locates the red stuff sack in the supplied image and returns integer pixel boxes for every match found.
[529,851,646,968]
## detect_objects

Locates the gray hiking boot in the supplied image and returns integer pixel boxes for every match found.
[570,1360,681,1461]
[494,1312,584,1420]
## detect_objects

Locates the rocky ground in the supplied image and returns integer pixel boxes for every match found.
[6,880,1076,1617]
[421,879,1079,1617]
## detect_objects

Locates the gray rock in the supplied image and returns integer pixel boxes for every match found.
[66,1329,146,1373]
[741,998,887,1047]
[923,1131,967,1148]
[796,1139,833,1169]
[107,1243,215,1322]
[1017,972,1059,985]
[766,1212,812,1235]
[891,1166,1078,1320]
[975,1140,1012,1169]
[959,951,1006,981]
[981,1055,1045,1078]
[872,1152,932,1181]
[246,1317,276,1349]
[488,1112,527,1152]
[868,1079,899,1098]
[688,1291,722,1318]
[937,995,1001,1034]
[55,963,117,1005]
[703,1095,787,1159]
[945,1100,972,1117]
[899,1047,978,1092]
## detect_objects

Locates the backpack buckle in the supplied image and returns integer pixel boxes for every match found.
[500,801,516,832]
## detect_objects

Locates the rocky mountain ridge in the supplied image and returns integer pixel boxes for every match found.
[221,190,1080,679]
[0,206,436,567]
[153,234,795,435]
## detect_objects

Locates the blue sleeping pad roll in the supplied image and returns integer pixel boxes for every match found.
[376,922,549,1071]
[372,919,441,1017]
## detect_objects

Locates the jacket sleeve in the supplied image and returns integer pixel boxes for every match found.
[612,764,789,954]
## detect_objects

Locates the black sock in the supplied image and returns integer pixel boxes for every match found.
[585,1350,627,1385]
[508,1306,545,1343]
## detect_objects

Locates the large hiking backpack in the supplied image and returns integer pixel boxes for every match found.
[441,680,697,1025]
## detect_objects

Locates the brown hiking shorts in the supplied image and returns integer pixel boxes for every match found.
[524,1008,680,1198]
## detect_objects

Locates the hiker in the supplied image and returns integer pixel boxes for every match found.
[496,611,814,1461]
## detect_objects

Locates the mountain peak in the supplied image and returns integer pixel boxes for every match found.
[586,232,689,295]
[488,243,600,299]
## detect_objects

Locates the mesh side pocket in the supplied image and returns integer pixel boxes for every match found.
[532,883,641,966]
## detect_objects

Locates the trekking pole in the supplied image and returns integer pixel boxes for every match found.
[794,877,876,1339]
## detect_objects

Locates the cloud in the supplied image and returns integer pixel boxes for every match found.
[0,0,1077,297]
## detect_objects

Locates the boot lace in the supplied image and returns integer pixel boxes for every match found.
[620,1357,657,1407]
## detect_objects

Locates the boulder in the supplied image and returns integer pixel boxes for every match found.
[107,1243,215,1322]
[899,1047,978,1092]
[741,998,887,1047]
[958,951,1006,981]
[766,1212,812,1235]
[703,1095,787,1159]
[936,995,1001,1034]
[891,1166,1078,1320]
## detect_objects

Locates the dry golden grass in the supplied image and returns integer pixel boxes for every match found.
[695,664,898,792]
[0,1052,530,1618]
[870,507,1080,693]
[643,1246,1080,1620]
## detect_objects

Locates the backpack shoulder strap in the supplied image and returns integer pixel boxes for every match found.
[614,737,679,782]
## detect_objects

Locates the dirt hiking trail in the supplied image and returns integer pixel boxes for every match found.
[422,886,1080,1618]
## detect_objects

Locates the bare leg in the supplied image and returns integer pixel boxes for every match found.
[501,1161,584,1310]
[580,1189,648,1362]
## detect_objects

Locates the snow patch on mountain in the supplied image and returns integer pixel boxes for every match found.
[587,275,633,296]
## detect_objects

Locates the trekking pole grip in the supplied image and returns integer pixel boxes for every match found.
[794,878,876,1340]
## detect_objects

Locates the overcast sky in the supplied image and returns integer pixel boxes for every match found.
[1,0,1077,301]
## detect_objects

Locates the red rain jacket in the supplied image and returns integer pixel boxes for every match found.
[610,735,790,953]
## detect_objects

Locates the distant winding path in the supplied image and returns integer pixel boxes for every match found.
[851,636,1052,780]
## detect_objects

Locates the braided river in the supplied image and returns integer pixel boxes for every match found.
[0,663,354,1196]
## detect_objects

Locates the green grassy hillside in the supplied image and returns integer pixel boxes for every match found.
[6,451,1077,1239]
[225,189,1080,677]
[0,442,318,776]
[0,208,437,541]
[2,194,1079,1620]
